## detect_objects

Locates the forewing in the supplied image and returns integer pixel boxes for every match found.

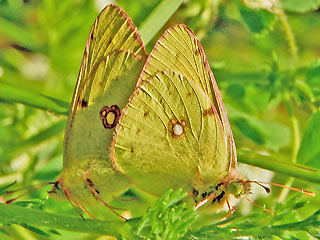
[64,5,147,168]
[138,24,236,170]
[112,71,229,195]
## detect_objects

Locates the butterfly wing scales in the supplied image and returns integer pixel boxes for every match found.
[138,24,236,171]
[62,5,147,203]
[112,71,229,195]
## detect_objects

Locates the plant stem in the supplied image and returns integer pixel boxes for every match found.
[138,0,184,45]
[275,2,301,201]
[278,91,300,201]
[238,149,320,184]
[277,7,298,65]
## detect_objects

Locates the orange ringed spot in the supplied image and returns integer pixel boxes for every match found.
[99,105,120,129]
[169,119,186,138]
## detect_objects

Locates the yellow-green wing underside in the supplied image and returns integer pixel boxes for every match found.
[62,5,147,203]
[138,24,236,170]
[112,71,228,196]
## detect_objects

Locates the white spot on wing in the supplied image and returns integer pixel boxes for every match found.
[173,123,184,136]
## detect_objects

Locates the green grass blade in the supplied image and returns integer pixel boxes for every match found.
[0,120,66,164]
[138,0,184,45]
[0,17,40,51]
[0,82,69,115]
[0,204,131,238]
[238,149,320,184]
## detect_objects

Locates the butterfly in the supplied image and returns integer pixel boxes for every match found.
[110,24,252,212]
[49,4,147,217]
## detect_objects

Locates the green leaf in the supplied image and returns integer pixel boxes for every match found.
[0,120,65,164]
[235,0,276,34]
[297,110,320,168]
[233,117,265,145]
[191,195,319,239]
[0,204,128,238]
[306,59,320,88]
[230,110,290,151]
[0,82,69,115]
[132,189,197,239]
[281,0,320,13]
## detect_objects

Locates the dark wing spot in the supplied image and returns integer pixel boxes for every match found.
[99,105,121,129]
[144,112,149,117]
[86,178,94,187]
[80,99,88,108]
[136,129,141,135]
[130,147,134,153]
[195,49,200,56]
[203,107,214,116]
[186,92,192,97]
[90,32,94,41]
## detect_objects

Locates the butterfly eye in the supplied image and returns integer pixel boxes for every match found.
[99,105,121,129]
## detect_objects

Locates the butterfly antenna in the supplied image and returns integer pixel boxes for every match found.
[247,181,315,197]
[86,179,127,220]
[244,180,270,194]
[4,182,55,204]
[244,196,274,213]
[63,189,95,219]
[194,193,215,210]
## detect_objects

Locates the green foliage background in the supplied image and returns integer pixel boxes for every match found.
[1,0,320,239]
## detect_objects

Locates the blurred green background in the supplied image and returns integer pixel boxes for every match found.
[1,0,320,239]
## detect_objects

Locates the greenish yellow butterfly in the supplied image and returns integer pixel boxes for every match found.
[52,4,147,216]
[111,24,251,212]
[111,25,315,213]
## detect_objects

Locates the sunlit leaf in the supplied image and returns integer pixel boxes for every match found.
[297,110,320,168]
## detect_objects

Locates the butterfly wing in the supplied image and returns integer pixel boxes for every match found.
[138,24,236,171]
[62,5,147,203]
[111,71,229,195]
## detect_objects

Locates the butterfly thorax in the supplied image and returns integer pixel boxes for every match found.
[192,174,251,211]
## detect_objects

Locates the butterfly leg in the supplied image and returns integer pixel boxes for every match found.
[219,198,236,221]
[64,189,95,220]
[244,196,275,213]
[194,193,215,210]
[86,178,127,220]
